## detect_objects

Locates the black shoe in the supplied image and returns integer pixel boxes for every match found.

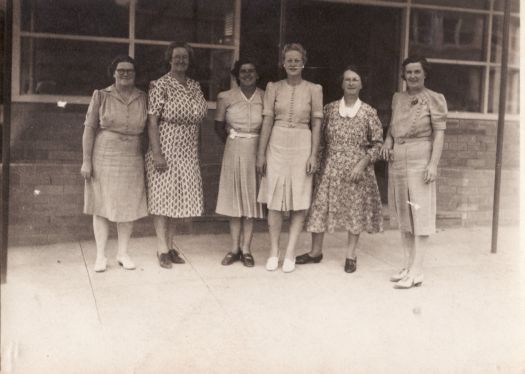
[168,248,185,264]
[295,253,323,265]
[221,251,241,266]
[240,252,255,267]
[344,257,357,273]
[158,252,172,269]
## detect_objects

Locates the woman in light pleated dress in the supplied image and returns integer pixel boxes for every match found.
[215,59,265,267]
[81,55,148,272]
[256,43,323,273]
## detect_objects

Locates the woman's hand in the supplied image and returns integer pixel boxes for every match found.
[80,161,92,180]
[380,137,393,161]
[424,163,438,183]
[153,153,168,173]
[349,158,369,182]
[306,155,317,175]
[256,154,266,176]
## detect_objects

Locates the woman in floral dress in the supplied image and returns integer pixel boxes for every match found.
[298,66,383,273]
[145,42,208,269]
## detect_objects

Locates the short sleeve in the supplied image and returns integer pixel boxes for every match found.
[428,92,447,131]
[262,82,276,117]
[147,80,165,116]
[214,91,229,122]
[311,84,323,119]
[84,90,101,129]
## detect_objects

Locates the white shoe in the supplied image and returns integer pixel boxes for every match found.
[390,268,408,282]
[116,254,136,270]
[265,256,279,271]
[282,258,295,273]
[94,256,107,272]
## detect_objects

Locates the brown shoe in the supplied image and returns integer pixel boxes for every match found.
[240,252,255,267]
[221,251,241,266]
[157,252,172,269]
[344,257,357,273]
[168,248,185,264]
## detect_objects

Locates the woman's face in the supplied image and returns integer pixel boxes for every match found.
[341,70,362,97]
[404,62,426,91]
[283,50,304,78]
[170,47,190,74]
[113,62,135,87]
[238,63,258,89]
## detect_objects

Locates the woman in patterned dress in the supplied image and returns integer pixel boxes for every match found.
[297,66,384,273]
[81,55,148,272]
[256,43,323,273]
[145,42,208,269]
[215,59,265,267]
[380,56,447,289]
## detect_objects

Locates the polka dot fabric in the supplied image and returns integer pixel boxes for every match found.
[145,74,208,218]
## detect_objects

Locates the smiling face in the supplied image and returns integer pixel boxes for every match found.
[341,70,362,97]
[238,63,258,89]
[404,62,426,91]
[170,47,190,74]
[113,61,135,87]
[283,50,304,78]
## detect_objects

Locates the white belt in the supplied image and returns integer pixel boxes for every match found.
[229,129,259,139]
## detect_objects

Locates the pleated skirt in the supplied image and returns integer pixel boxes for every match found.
[388,139,435,235]
[258,126,312,211]
[216,136,264,218]
[84,130,148,222]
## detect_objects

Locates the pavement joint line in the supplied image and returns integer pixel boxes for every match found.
[78,240,102,324]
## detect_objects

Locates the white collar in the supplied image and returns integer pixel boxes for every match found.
[339,97,362,118]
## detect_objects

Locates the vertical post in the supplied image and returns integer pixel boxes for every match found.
[278,0,286,72]
[1,0,13,284]
[490,0,511,254]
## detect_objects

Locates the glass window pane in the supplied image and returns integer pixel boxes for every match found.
[410,10,487,61]
[488,69,520,114]
[21,0,129,37]
[135,0,235,45]
[491,16,520,66]
[426,64,483,112]
[494,0,520,13]
[20,38,129,96]
[413,0,489,10]
[134,44,233,101]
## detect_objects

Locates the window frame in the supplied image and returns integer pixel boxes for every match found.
[11,0,241,108]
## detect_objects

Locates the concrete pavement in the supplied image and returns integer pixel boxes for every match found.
[1,225,524,374]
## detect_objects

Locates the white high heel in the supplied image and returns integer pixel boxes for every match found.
[266,256,279,271]
[282,258,295,273]
[116,254,136,270]
[390,268,408,282]
[394,273,424,289]
[94,256,107,272]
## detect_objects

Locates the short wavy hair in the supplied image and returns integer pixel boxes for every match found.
[401,55,431,80]
[281,43,307,66]
[338,65,367,88]
[107,55,136,78]
[231,58,259,85]
[164,41,194,67]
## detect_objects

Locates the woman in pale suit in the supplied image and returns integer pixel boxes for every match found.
[81,55,148,272]
[256,43,323,273]
[215,59,265,267]
[381,56,447,289]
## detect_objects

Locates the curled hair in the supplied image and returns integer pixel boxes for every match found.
[338,65,367,87]
[107,55,136,78]
[231,58,259,85]
[164,41,194,67]
[281,43,307,66]
[401,55,431,80]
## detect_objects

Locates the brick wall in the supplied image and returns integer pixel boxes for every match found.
[2,102,520,245]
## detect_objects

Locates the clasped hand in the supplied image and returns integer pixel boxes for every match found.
[153,154,168,173]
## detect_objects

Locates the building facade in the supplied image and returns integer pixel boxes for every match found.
[1,0,521,245]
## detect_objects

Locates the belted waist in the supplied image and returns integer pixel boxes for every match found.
[99,129,141,140]
[394,136,432,144]
[228,128,259,139]
[274,120,310,130]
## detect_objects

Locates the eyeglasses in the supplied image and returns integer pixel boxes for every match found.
[116,69,135,75]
